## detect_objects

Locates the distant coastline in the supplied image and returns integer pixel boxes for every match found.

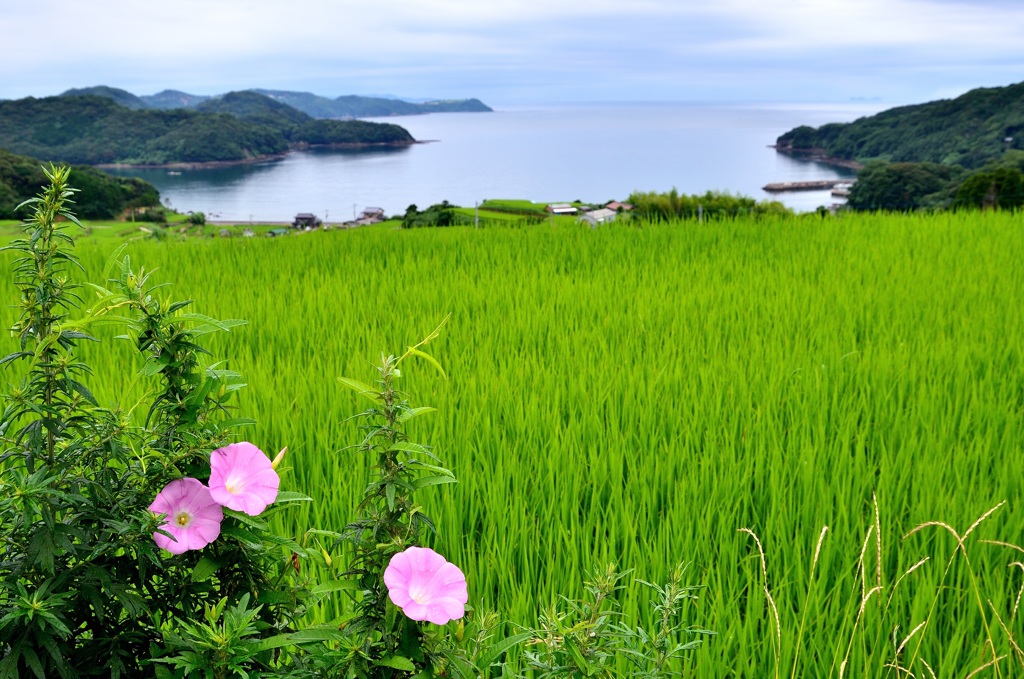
[770,144,864,170]
[95,140,425,169]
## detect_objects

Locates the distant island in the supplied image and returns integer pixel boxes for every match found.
[0,90,422,166]
[59,85,493,118]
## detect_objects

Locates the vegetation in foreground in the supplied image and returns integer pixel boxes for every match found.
[0,172,714,677]
[0,148,159,219]
[1,171,1023,676]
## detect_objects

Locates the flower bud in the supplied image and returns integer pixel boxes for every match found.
[271,446,288,470]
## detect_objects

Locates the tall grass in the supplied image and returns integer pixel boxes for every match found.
[2,211,1021,676]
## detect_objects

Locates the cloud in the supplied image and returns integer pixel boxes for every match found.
[1,0,1023,103]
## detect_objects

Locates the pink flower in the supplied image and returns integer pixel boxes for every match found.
[149,478,224,555]
[208,442,280,515]
[384,546,468,625]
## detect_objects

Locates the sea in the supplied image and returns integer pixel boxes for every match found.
[107,101,888,221]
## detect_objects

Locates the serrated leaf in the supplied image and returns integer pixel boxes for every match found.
[390,441,439,461]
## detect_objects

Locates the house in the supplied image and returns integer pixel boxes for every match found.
[580,208,617,226]
[605,201,633,212]
[546,203,578,215]
[267,228,289,237]
[361,207,385,221]
[292,213,322,229]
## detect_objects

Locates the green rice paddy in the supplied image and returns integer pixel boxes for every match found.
[2,211,1021,677]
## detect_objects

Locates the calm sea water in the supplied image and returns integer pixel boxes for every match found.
[109,102,886,221]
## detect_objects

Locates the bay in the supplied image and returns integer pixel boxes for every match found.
[109,101,887,221]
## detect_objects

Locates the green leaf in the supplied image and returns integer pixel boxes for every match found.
[191,556,220,582]
[478,631,534,668]
[287,625,348,643]
[310,579,358,595]
[397,406,437,423]
[377,656,416,672]
[337,376,383,402]
[252,633,295,652]
[405,459,455,477]
[274,491,313,503]
[390,441,440,461]
[403,346,447,380]
[386,483,396,511]
[411,475,459,490]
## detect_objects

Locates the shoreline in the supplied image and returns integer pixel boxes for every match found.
[769,146,864,171]
[96,140,426,170]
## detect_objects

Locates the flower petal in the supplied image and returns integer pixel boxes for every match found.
[208,442,280,515]
[150,478,223,554]
[384,546,467,625]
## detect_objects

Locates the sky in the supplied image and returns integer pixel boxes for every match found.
[3,0,1023,107]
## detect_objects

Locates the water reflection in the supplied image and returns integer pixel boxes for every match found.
[104,103,882,220]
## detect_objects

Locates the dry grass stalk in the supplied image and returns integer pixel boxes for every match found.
[963,655,1005,679]
[739,527,781,679]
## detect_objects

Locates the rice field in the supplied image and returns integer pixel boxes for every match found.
[2,211,1022,676]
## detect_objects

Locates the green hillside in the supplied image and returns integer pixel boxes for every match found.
[196,90,313,130]
[0,94,415,165]
[0,148,159,218]
[777,80,1024,169]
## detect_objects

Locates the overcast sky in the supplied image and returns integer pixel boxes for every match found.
[3,0,1022,106]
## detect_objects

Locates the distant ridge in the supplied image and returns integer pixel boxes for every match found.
[59,85,491,118]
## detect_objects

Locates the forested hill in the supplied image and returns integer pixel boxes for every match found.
[58,85,492,117]
[0,93,415,166]
[776,81,1024,169]
[0,149,159,219]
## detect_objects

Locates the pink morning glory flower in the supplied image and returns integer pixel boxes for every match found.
[149,478,224,555]
[384,546,468,625]
[208,442,280,516]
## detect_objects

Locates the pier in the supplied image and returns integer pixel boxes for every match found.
[762,179,846,193]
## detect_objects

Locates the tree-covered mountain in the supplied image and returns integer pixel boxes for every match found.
[252,90,492,117]
[196,90,312,128]
[141,89,212,109]
[0,149,159,219]
[57,85,492,118]
[194,91,415,146]
[0,93,414,166]
[60,86,149,110]
[776,81,1024,169]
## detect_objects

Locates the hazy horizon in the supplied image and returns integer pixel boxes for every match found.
[3,0,1023,108]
